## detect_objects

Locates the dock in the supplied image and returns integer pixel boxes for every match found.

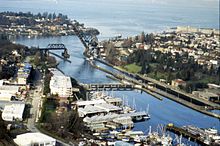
[166,124,219,146]
[84,111,148,124]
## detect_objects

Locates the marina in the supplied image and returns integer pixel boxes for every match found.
[74,91,220,145]
[74,91,150,133]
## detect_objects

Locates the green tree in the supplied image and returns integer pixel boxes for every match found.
[34,51,41,66]
[139,31,145,43]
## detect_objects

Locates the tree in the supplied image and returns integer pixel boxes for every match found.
[42,12,48,18]
[48,13,52,20]
[37,12,42,18]
[139,31,145,43]
[145,33,154,44]
[122,37,133,48]
[217,66,220,84]
[167,71,173,83]
[34,51,41,66]
[52,13,56,19]
[0,112,9,139]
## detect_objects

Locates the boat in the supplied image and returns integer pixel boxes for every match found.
[160,134,173,146]
[121,137,130,142]
[144,104,151,120]
[204,128,218,135]
[144,114,150,120]
[135,115,144,121]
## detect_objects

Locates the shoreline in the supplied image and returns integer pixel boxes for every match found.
[88,58,220,120]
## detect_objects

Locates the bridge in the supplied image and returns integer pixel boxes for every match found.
[82,83,134,91]
[36,43,70,61]
[70,22,99,57]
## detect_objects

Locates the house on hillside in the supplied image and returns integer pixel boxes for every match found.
[171,79,186,88]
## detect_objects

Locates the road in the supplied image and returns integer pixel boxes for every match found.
[26,69,72,146]
[27,84,41,132]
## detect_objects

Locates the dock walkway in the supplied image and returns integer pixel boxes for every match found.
[84,111,147,124]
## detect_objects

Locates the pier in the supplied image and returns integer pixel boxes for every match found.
[84,111,148,124]
[166,124,219,146]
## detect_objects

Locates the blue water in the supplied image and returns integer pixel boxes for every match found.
[1,0,219,140]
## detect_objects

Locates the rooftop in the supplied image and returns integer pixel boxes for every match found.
[75,99,106,107]
[0,85,19,92]
[2,101,25,121]
[50,76,72,89]
[78,105,107,115]
[95,103,122,112]
[105,97,123,104]
[14,132,56,146]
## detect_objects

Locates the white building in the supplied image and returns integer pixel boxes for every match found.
[0,93,13,101]
[2,101,25,121]
[49,68,72,98]
[0,85,20,101]
[0,85,20,95]
[14,132,56,146]
[17,74,29,85]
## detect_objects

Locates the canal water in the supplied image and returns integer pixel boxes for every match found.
[1,0,219,141]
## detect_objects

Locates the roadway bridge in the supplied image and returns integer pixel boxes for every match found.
[82,83,134,91]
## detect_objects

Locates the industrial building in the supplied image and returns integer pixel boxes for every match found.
[1,101,25,121]
[14,132,56,146]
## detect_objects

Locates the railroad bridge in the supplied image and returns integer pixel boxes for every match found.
[82,83,134,91]
[37,43,70,61]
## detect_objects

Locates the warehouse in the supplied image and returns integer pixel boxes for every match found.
[14,132,56,146]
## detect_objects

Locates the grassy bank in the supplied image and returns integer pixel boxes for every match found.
[121,63,141,73]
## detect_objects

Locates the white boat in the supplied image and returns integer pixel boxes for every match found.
[122,137,130,142]
[144,104,150,120]
[135,115,144,121]
[205,128,218,135]
[160,134,173,146]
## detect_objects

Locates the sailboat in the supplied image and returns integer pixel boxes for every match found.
[144,104,151,120]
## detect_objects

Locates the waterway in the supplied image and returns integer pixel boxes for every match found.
[1,0,219,141]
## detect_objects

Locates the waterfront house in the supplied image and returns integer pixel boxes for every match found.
[171,79,186,88]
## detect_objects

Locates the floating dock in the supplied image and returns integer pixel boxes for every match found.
[166,124,219,146]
